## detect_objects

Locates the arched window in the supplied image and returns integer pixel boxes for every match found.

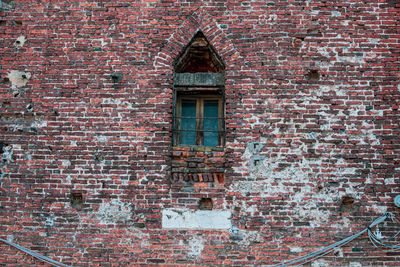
[173,31,225,147]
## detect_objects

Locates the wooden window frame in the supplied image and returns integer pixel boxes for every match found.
[174,94,224,147]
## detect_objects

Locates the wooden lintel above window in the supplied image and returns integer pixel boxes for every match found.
[174,73,225,87]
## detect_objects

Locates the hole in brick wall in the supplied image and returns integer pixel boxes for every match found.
[340,195,355,212]
[386,0,398,7]
[13,91,20,97]
[26,103,33,112]
[3,77,10,83]
[0,20,6,26]
[199,198,213,210]
[110,73,122,83]
[71,193,83,210]
[0,141,6,153]
[306,70,320,81]
[253,143,259,150]
[254,159,260,166]
[13,20,22,26]
[293,37,303,47]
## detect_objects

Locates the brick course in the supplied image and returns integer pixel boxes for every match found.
[1,0,399,266]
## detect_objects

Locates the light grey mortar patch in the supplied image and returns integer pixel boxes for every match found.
[14,36,26,48]
[97,199,131,224]
[2,145,13,164]
[187,235,204,257]
[312,259,329,267]
[7,70,31,89]
[1,1,15,10]
[231,135,384,226]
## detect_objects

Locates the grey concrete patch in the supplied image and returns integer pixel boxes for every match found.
[162,209,231,230]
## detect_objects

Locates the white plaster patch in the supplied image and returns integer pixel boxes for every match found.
[187,235,204,257]
[232,133,368,226]
[162,209,231,230]
[96,135,109,143]
[45,217,54,227]
[2,145,14,164]
[61,160,71,167]
[14,36,26,48]
[369,204,387,214]
[349,262,363,267]
[238,230,263,247]
[97,199,131,224]
[7,235,14,242]
[333,247,343,257]
[290,246,303,253]
[311,259,329,267]
[7,70,31,89]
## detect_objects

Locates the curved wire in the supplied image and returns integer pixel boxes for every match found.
[270,212,400,267]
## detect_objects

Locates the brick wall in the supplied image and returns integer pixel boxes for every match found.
[1,0,399,266]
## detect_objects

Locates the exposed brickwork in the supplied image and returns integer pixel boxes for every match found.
[172,146,225,183]
[1,0,400,266]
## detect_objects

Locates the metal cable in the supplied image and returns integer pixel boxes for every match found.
[270,212,400,267]
[0,238,70,267]
[1,213,399,266]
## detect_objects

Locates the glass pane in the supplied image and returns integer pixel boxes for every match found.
[180,100,196,145]
[204,100,219,146]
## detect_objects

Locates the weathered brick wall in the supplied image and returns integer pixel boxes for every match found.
[1,0,399,266]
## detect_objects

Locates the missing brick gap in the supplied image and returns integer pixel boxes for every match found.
[293,37,304,48]
[110,73,122,83]
[26,103,33,112]
[199,198,213,210]
[0,142,6,153]
[71,192,83,210]
[340,195,355,212]
[306,69,320,81]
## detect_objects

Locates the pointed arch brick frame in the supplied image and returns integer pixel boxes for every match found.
[153,8,244,73]
[153,8,244,186]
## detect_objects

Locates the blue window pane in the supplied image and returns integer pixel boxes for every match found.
[181,100,196,145]
[204,100,219,146]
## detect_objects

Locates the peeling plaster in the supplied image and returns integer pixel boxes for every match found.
[311,259,329,267]
[231,129,383,226]
[236,230,263,247]
[2,144,14,164]
[96,199,131,224]
[14,36,26,48]
[7,70,31,89]
[187,235,204,257]
[349,262,363,267]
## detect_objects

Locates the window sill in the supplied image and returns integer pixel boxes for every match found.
[173,145,224,152]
